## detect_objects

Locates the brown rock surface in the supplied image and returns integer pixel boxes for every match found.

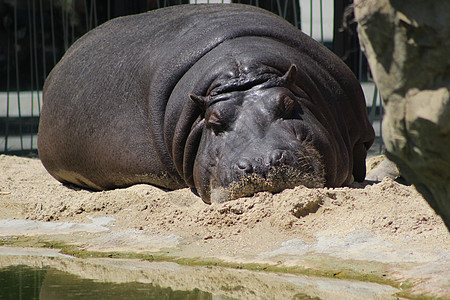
[354,0,450,228]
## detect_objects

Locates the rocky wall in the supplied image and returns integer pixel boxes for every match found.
[353,0,450,229]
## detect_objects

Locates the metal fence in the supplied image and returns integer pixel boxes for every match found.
[0,0,382,156]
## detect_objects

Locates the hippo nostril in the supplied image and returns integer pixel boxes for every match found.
[270,150,286,166]
[237,159,253,174]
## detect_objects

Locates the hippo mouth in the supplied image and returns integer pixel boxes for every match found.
[209,148,325,204]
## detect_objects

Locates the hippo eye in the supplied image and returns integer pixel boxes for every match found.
[277,95,295,118]
[206,110,226,134]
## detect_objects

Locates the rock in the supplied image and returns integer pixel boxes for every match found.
[366,156,399,182]
[354,0,450,229]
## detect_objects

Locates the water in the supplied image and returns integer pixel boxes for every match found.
[0,249,399,299]
[0,265,215,300]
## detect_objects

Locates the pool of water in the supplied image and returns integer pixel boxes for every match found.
[0,248,399,299]
[1,265,219,300]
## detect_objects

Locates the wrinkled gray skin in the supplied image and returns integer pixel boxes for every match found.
[38,4,375,204]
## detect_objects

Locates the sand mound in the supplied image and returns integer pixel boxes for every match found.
[1,154,446,248]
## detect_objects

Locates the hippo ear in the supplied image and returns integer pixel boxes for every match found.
[189,94,208,111]
[282,64,297,85]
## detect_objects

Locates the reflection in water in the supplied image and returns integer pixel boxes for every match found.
[0,265,47,300]
[0,250,400,299]
[0,265,215,300]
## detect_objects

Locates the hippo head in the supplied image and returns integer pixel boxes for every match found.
[190,65,326,204]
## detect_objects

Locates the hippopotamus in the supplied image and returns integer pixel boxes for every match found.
[38,4,375,204]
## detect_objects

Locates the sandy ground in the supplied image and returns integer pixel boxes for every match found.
[0,154,449,298]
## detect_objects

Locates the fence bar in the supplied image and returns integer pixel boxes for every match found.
[39,0,47,78]
[319,0,323,42]
[14,1,24,152]
[50,0,57,65]
[309,0,313,36]
[28,1,35,149]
